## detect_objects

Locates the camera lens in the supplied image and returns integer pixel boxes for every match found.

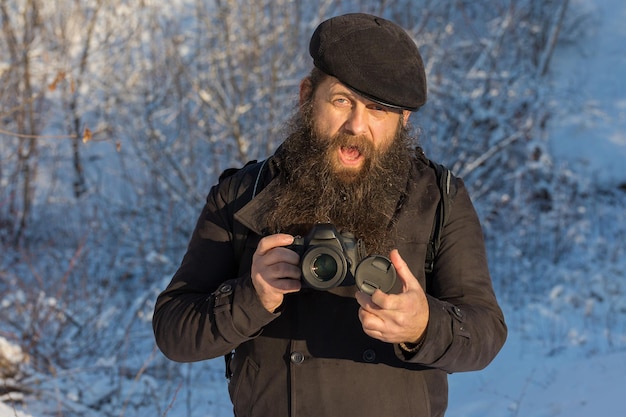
[311,254,338,281]
[300,245,347,290]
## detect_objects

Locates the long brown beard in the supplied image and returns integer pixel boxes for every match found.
[266,105,415,255]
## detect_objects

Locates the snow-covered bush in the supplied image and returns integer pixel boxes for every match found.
[2,0,623,416]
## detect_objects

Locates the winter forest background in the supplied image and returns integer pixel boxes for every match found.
[1,0,625,416]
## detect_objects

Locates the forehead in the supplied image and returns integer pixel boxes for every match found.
[319,77,365,99]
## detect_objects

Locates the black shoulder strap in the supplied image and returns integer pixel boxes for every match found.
[224,158,269,263]
[425,159,457,275]
[221,158,268,380]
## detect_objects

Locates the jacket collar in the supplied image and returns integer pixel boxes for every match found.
[234,176,280,236]
[233,148,285,236]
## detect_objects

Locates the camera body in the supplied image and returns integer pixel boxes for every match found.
[288,223,400,295]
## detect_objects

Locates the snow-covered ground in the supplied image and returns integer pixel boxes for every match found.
[1,1,625,416]
[0,402,30,417]
[548,0,626,186]
[448,330,626,416]
[448,0,626,415]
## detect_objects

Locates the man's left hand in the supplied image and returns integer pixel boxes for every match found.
[355,249,429,344]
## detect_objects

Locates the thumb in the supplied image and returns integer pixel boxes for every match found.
[389,249,420,293]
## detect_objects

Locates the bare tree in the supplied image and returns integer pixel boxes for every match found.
[0,0,44,243]
[0,1,589,416]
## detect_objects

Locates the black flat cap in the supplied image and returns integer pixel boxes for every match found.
[309,13,426,111]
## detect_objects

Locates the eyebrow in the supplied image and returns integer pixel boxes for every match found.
[329,83,379,106]
[328,82,355,97]
[326,79,401,113]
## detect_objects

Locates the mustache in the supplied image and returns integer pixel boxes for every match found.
[332,133,373,154]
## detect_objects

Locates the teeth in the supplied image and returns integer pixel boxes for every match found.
[342,148,360,160]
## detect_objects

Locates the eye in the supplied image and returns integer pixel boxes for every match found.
[367,103,391,118]
[333,96,351,107]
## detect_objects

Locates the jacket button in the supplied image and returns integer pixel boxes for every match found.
[220,284,232,294]
[290,352,305,364]
[363,349,376,363]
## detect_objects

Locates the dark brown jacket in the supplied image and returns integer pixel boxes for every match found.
[153,153,507,417]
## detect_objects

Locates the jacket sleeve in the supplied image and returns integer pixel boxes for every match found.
[152,178,278,363]
[397,179,507,373]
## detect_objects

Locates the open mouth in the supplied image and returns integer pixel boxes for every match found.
[338,145,363,166]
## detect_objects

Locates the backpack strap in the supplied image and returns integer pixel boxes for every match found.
[220,158,269,380]
[425,159,457,275]
[229,158,269,261]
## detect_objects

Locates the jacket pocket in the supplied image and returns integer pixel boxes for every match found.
[229,356,260,417]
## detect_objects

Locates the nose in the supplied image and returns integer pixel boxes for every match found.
[343,106,368,136]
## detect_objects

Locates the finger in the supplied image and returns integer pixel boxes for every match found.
[354,289,369,308]
[357,283,398,311]
[359,309,391,341]
[272,276,302,293]
[253,235,299,274]
[260,246,301,269]
[278,245,302,265]
[355,290,382,311]
[358,307,383,331]
[369,289,396,310]
[366,249,421,310]
[256,233,294,256]
[266,260,302,281]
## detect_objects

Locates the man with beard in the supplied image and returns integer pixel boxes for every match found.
[153,13,507,417]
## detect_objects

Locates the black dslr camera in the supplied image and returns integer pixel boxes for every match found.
[288,223,401,295]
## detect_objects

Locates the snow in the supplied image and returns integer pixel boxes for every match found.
[0,403,30,417]
[0,337,25,366]
[448,336,626,416]
[548,0,626,186]
[1,1,626,417]
[447,0,626,415]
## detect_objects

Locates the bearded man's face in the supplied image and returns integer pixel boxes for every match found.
[266,75,416,255]
[305,76,411,182]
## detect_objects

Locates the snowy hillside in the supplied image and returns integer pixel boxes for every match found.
[549,0,626,186]
[449,0,626,415]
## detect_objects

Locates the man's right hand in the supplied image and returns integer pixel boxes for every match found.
[250,234,302,312]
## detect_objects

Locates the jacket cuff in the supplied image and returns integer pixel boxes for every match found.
[395,296,457,364]
[214,275,279,344]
